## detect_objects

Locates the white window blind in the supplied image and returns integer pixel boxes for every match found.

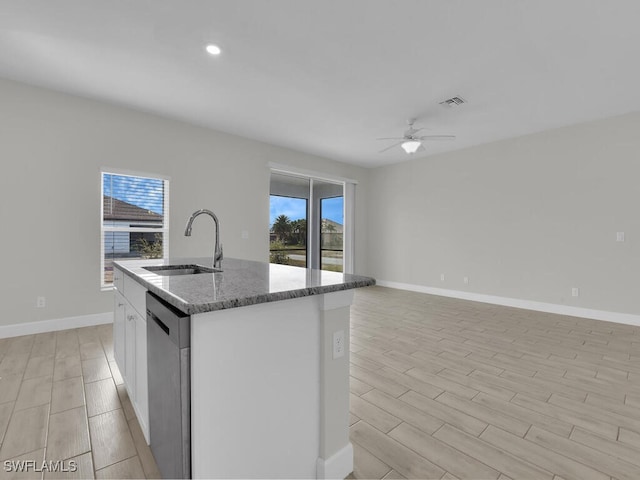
[101,171,169,288]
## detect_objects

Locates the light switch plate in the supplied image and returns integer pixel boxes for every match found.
[616,232,625,242]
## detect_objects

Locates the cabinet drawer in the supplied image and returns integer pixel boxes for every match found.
[113,267,125,292]
[124,274,147,318]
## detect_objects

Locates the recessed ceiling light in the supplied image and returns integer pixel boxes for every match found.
[205,44,221,56]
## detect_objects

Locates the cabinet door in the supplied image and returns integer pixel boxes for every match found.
[125,306,137,400]
[135,314,150,443]
[113,267,125,293]
[113,291,126,373]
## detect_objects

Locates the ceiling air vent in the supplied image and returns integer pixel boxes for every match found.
[439,96,466,107]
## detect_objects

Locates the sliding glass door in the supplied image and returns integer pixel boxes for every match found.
[269,172,349,272]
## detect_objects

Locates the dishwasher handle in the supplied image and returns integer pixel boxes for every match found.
[148,310,170,336]
[146,292,190,348]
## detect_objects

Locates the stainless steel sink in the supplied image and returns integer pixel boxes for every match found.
[143,264,222,276]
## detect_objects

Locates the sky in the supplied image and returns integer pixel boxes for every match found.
[103,173,164,214]
[269,195,343,226]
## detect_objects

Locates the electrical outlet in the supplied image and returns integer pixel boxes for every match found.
[332,330,345,359]
[36,296,46,308]
[572,287,579,297]
[241,230,249,239]
[463,276,469,284]
[616,232,625,242]
[440,274,445,282]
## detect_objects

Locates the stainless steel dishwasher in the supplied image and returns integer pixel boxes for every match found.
[146,292,191,479]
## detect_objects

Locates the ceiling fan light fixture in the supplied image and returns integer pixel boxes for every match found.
[401,140,421,154]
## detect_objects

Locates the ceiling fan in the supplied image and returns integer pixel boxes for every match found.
[378,119,456,154]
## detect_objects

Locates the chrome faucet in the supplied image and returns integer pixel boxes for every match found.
[184,209,223,269]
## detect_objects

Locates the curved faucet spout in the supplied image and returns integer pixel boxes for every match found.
[184,209,223,269]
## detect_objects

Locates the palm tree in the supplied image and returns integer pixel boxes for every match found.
[291,219,307,246]
[272,214,292,243]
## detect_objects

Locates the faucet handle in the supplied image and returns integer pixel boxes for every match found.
[214,244,223,268]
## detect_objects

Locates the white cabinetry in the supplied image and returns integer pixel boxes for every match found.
[134,313,148,430]
[124,309,137,389]
[113,266,150,443]
[113,291,126,370]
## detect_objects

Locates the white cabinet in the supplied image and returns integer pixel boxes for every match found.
[124,309,137,390]
[113,291,126,371]
[113,266,150,443]
[134,312,148,432]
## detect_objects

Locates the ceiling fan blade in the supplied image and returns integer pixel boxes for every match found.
[418,135,456,141]
[378,141,404,153]
[376,137,405,140]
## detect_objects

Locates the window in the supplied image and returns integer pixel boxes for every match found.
[101,170,169,288]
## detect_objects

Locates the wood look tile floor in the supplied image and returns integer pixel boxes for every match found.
[0,324,160,480]
[3,287,640,479]
[349,286,640,480]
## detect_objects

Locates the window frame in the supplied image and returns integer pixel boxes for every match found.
[100,168,170,290]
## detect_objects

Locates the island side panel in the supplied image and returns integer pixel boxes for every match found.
[190,295,321,479]
[318,290,354,479]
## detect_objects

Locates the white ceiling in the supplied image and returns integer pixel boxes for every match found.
[1,0,640,167]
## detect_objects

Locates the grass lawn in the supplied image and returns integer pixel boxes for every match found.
[270,244,343,272]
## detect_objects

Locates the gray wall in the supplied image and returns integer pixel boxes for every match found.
[2,74,637,327]
[0,78,370,326]
[367,112,640,315]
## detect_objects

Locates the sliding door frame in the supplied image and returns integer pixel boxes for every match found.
[268,163,356,274]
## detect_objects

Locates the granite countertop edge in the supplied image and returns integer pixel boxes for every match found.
[167,279,374,315]
[114,258,375,315]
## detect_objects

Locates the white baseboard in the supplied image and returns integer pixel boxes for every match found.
[0,312,113,339]
[376,280,640,327]
[316,443,353,480]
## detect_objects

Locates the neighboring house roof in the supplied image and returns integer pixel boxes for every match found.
[103,195,163,222]
[322,218,343,233]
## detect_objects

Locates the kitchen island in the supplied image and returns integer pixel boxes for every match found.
[113,257,375,479]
